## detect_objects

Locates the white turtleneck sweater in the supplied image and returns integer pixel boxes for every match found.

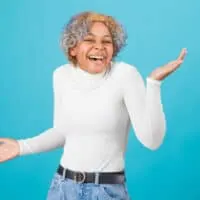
[17,61,166,172]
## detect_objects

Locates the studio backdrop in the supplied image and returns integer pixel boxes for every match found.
[0,0,199,199]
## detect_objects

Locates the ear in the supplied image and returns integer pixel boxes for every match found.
[69,47,77,57]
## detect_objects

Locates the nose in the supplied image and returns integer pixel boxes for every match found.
[94,41,104,50]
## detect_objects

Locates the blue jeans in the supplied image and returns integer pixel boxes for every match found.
[47,172,131,200]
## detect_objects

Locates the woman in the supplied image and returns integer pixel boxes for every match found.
[0,11,187,200]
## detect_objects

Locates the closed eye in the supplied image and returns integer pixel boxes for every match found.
[84,39,95,42]
[103,40,112,44]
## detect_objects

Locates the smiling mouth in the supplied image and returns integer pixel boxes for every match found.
[87,55,105,62]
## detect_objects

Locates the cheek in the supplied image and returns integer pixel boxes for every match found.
[81,46,93,58]
[107,46,114,58]
[76,48,88,60]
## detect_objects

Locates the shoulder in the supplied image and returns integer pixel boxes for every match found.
[52,63,75,86]
[52,63,72,89]
[53,63,71,78]
[111,61,141,81]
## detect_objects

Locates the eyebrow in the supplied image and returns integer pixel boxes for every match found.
[87,32,112,38]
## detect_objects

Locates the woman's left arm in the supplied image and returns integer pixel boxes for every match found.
[123,48,187,150]
[123,66,166,150]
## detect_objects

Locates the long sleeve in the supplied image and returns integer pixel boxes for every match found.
[17,68,66,155]
[122,65,166,150]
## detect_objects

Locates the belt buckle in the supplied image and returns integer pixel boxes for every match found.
[74,171,86,183]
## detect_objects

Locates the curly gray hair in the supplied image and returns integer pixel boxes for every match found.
[60,11,127,65]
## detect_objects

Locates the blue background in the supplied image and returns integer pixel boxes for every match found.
[0,0,200,199]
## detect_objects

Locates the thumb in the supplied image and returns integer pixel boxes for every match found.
[0,138,9,144]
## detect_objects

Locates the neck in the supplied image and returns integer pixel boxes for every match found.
[68,63,111,90]
[73,64,109,79]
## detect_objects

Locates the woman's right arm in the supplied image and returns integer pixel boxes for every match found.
[17,67,66,155]
[0,68,65,162]
[17,128,65,155]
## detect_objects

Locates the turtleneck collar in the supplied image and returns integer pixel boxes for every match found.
[68,63,111,90]
[73,64,107,80]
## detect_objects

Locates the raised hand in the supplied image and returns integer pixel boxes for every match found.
[0,138,20,163]
[149,48,187,81]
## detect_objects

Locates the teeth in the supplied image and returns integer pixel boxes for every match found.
[88,55,104,60]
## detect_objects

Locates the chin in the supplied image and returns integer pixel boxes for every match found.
[89,64,108,74]
[91,68,106,74]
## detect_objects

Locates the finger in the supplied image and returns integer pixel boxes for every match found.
[167,60,183,67]
[0,141,5,145]
[0,138,10,143]
[0,139,6,145]
[177,48,187,61]
[164,60,183,72]
[0,156,9,163]
[174,60,183,67]
[174,59,183,65]
[0,140,8,146]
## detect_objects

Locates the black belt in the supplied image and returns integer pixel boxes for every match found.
[57,165,126,184]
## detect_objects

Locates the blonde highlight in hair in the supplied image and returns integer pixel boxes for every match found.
[60,11,127,65]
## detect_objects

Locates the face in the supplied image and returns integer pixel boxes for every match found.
[70,22,114,74]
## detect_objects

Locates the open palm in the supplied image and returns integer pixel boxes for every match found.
[149,48,187,81]
[0,138,20,163]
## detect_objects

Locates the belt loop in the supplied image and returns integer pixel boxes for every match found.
[94,172,100,184]
[62,168,66,180]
